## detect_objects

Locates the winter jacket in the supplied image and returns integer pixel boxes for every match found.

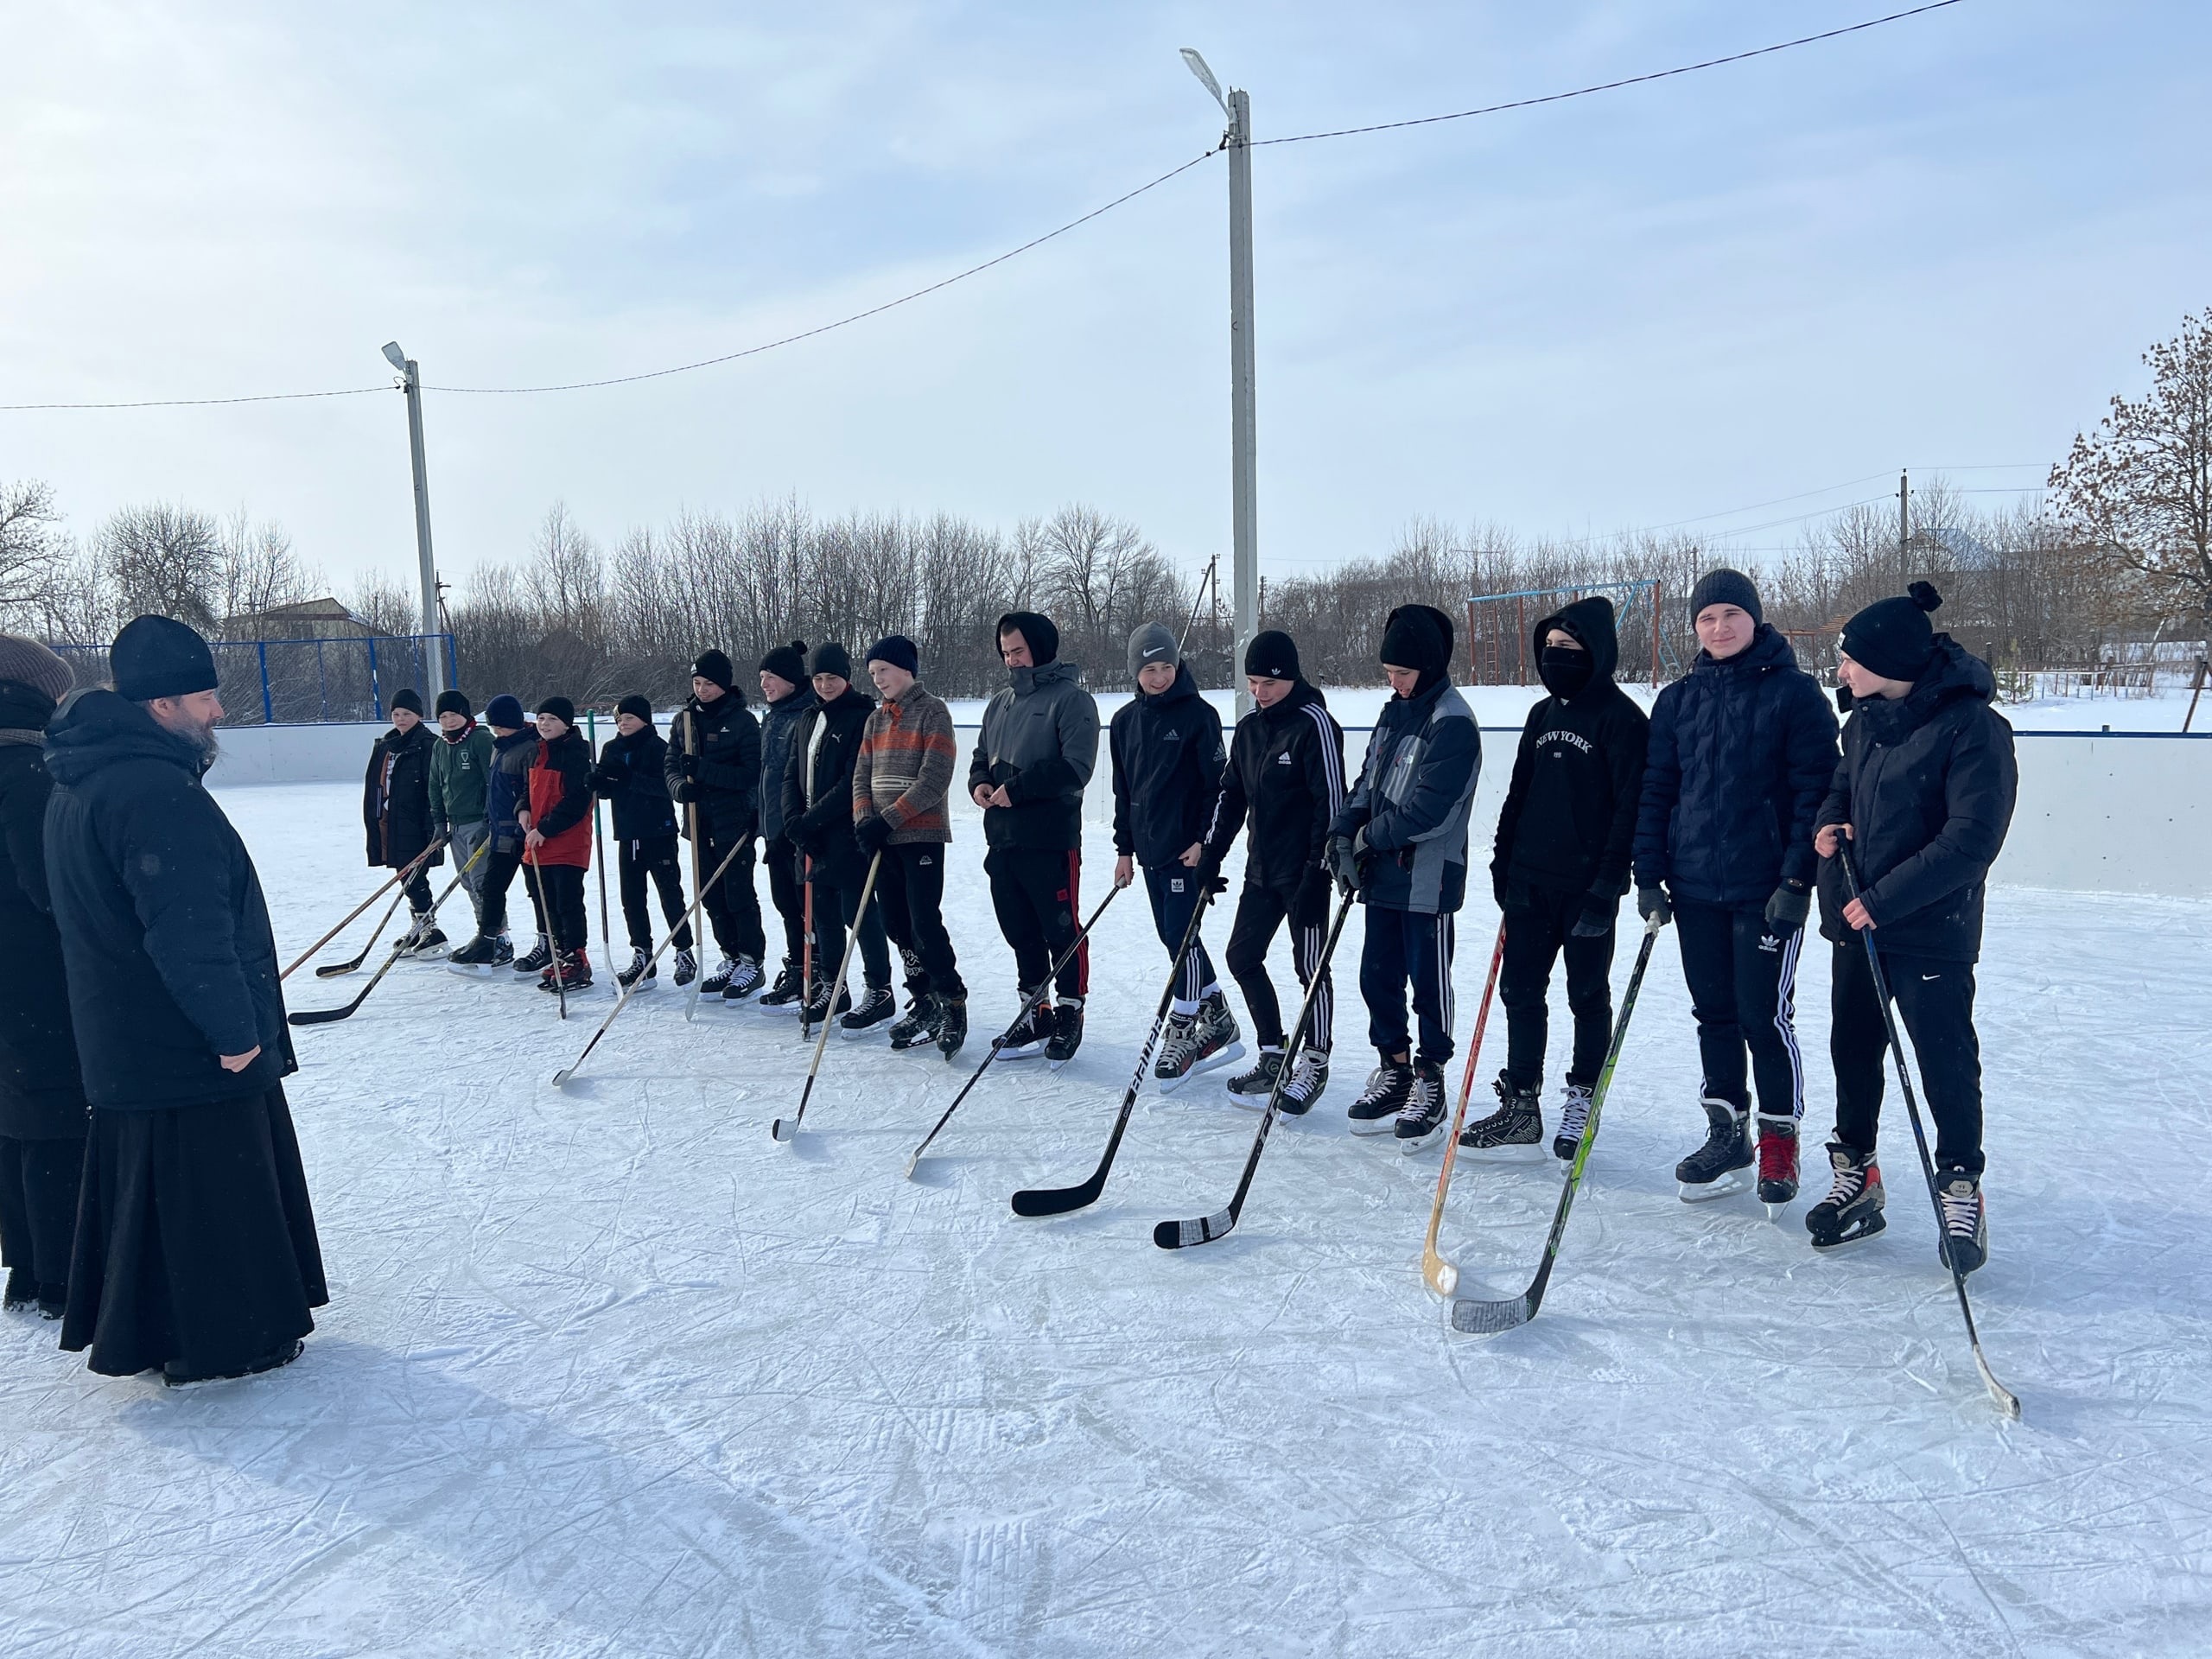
[853,682,957,845]
[783,685,878,882]
[525,728,594,869]
[0,734,86,1140]
[665,691,761,841]
[42,690,295,1110]
[966,659,1099,852]
[1110,664,1226,869]
[1815,637,2017,963]
[757,685,818,844]
[1633,625,1839,908]
[592,725,680,842]
[486,728,540,854]
[1203,681,1345,904]
[363,721,443,872]
[1333,677,1481,916]
[427,720,493,830]
[1492,597,1651,905]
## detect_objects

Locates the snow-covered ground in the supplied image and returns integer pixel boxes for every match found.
[3,781,2208,1656]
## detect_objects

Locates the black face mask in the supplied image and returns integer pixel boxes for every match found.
[1538,645,1592,699]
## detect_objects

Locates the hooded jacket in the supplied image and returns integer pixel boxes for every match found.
[1492,597,1651,904]
[665,690,761,840]
[783,683,878,881]
[1815,637,2017,962]
[756,684,819,844]
[363,719,443,871]
[526,727,595,869]
[1109,663,1226,868]
[0,736,86,1140]
[41,690,295,1109]
[1333,674,1481,915]
[967,659,1100,852]
[1632,624,1839,907]
[487,728,539,853]
[427,719,493,829]
[1202,680,1345,895]
[592,723,680,842]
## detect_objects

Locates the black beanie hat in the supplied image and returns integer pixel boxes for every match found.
[485,693,526,730]
[759,639,808,687]
[110,614,218,702]
[1244,629,1301,682]
[536,695,576,726]
[806,642,853,683]
[1688,568,1764,626]
[995,610,1059,664]
[616,693,654,723]
[866,634,919,677]
[391,688,424,716]
[1841,581,1943,683]
[434,689,471,719]
[690,649,734,691]
[1379,604,1452,677]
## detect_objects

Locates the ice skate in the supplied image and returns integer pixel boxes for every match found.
[1457,1074,1543,1159]
[721,955,766,1002]
[756,960,804,1007]
[1392,1059,1449,1151]
[888,994,942,1051]
[1805,1141,1885,1250]
[1225,1048,1283,1109]
[671,948,698,988]
[998,993,1052,1060]
[1676,1096,1752,1201]
[1347,1062,1413,1135]
[511,934,552,976]
[395,915,448,958]
[700,955,735,997]
[1757,1113,1800,1217]
[1277,1049,1330,1116]
[840,984,897,1038]
[1551,1081,1593,1162]
[537,949,591,994]
[615,948,656,989]
[934,995,968,1060]
[447,931,510,975]
[1046,999,1085,1070]
[1936,1165,1988,1274]
[798,979,852,1028]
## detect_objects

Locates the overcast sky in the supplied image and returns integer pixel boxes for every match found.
[3,1,2205,599]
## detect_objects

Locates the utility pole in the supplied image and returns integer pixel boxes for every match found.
[383,340,447,698]
[1897,468,1910,592]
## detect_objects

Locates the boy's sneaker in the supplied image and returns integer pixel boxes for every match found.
[1805,1141,1886,1250]
[615,948,656,989]
[722,956,766,1001]
[890,994,943,1051]
[512,936,552,976]
[1278,1049,1331,1116]
[1459,1073,1543,1157]
[1676,1096,1753,1201]
[1226,1048,1284,1107]
[1046,999,1085,1069]
[1552,1081,1594,1161]
[1392,1059,1449,1151]
[1347,1062,1414,1135]
[701,956,736,996]
[1757,1114,1800,1209]
[1936,1165,1989,1274]
[840,984,898,1037]
[997,994,1052,1060]
[757,961,804,1007]
[935,996,968,1059]
[671,948,698,988]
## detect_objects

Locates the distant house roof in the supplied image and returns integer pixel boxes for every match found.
[1921,527,2000,570]
[220,595,376,634]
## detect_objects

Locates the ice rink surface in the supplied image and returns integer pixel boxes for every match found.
[3,780,2207,1656]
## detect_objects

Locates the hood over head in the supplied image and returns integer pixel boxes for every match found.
[1534,594,1620,696]
[995,611,1059,665]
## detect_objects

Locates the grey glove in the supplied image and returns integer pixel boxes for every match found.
[1637,884,1672,928]
[1570,895,1614,938]
[1764,883,1810,934]
[1327,833,1363,895]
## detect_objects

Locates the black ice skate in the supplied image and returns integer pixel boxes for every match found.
[888,994,943,1051]
[721,956,766,1001]
[1277,1049,1330,1116]
[537,949,592,994]
[447,932,508,974]
[512,935,552,976]
[1757,1113,1800,1216]
[798,980,853,1028]
[935,995,968,1060]
[615,948,656,989]
[998,994,1052,1060]
[1676,1095,1752,1201]
[1046,999,1085,1070]
[671,948,698,988]
[1551,1081,1593,1162]
[701,955,735,997]
[396,915,448,958]
[1392,1059,1450,1151]
[840,984,897,1038]
[1457,1073,1543,1158]
[1805,1141,1885,1250]
[756,961,804,1007]
[1347,1062,1414,1135]
[1225,1048,1284,1107]
[1936,1165,1988,1274]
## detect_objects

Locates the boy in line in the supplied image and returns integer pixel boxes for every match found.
[754,641,817,1007]
[363,689,446,955]
[428,690,493,938]
[784,645,894,1033]
[519,696,595,993]
[450,695,535,970]
[668,651,766,1002]
[592,695,696,989]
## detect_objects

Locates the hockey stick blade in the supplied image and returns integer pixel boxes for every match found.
[1153,1209,1234,1251]
[315,885,412,976]
[1448,1292,1535,1335]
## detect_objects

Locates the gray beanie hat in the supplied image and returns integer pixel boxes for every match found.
[1127,622,1179,682]
[0,634,76,711]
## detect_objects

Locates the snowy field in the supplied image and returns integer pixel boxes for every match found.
[2,780,2209,1656]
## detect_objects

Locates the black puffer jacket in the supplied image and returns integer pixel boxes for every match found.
[1201,681,1344,895]
[1816,638,2017,963]
[756,685,818,843]
[363,719,442,871]
[782,685,877,883]
[0,728,86,1141]
[666,691,761,840]
[43,690,295,1110]
[1109,664,1225,868]
[593,725,679,842]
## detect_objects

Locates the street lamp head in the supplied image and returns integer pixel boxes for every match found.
[381,340,409,372]
[1180,48,1228,112]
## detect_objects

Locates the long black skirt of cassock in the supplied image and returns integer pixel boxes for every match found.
[61,1085,329,1378]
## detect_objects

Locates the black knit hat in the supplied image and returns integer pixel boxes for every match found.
[691,649,734,691]
[1841,581,1943,683]
[806,642,853,683]
[434,689,472,719]
[1688,568,1764,626]
[1244,629,1301,682]
[1379,604,1452,677]
[866,635,919,676]
[617,693,654,723]
[391,688,424,716]
[759,639,808,686]
[110,614,218,702]
[995,610,1059,664]
[485,694,526,730]
[536,695,576,726]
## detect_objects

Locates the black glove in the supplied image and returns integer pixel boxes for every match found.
[1637,883,1673,928]
[853,813,893,857]
[1764,882,1810,934]
[1292,866,1331,928]
[588,765,617,792]
[672,779,697,805]
[1570,895,1615,938]
[677,753,701,780]
[1491,864,1510,911]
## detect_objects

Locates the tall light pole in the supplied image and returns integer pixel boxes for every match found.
[382,340,447,698]
[1182,48,1258,717]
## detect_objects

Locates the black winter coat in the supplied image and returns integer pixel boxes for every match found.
[593,726,679,842]
[1815,638,2017,963]
[1109,664,1226,868]
[43,690,295,1111]
[1202,681,1345,896]
[363,720,442,871]
[782,686,877,883]
[0,738,87,1140]
[486,728,539,853]
[1493,596,1650,904]
[756,686,818,844]
[666,692,761,840]
[1633,625,1839,907]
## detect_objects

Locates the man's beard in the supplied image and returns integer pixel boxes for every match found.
[175,715,222,768]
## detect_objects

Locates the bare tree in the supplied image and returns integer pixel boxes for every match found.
[217,508,321,621]
[0,479,67,626]
[99,502,224,628]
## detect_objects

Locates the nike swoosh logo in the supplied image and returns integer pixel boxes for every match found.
[1921,973,1941,981]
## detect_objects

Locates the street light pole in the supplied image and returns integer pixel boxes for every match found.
[383,340,446,698]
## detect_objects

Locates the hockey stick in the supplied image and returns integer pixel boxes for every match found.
[1420,919,1507,1296]
[1840,849,2022,1419]
[905,883,1125,1179]
[1450,912,1662,1334]
[288,836,447,980]
[1011,874,1218,1217]
[771,849,884,1143]
[289,839,488,1027]
[1154,886,1357,1251]
[588,710,613,959]
[798,855,815,1040]
[553,832,754,1086]
[524,838,567,1020]
[682,710,709,1023]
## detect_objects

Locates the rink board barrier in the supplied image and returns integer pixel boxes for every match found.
[203,721,2212,900]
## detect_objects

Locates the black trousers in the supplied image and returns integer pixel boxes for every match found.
[397,864,433,916]
[1829,938,1985,1173]
[877,842,963,999]
[985,847,1088,999]
[810,862,892,993]
[1675,897,1805,1121]
[1358,905,1454,1065]
[1142,864,1219,1008]
[478,843,524,936]
[697,820,765,963]
[538,864,589,954]
[1224,881,1332,1052]
[617,834,692,952]
[1501,884,1618,1090]
[0,1133,84,1300]
[765,834,808,968]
